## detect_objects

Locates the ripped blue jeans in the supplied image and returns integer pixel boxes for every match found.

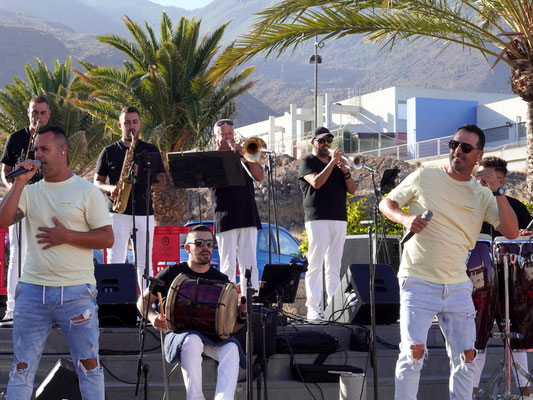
[395,277,476,400]
[7,282,104,400]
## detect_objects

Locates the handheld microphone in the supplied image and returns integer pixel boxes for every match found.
[6,160,41,179]
[400,210,433,245]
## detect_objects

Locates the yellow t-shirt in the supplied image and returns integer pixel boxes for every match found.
[18,175,112,287]
[387,167,500,284]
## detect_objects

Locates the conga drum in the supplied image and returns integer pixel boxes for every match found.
[467,237,498,351]
[494,236,533,350]
[164,273,239,339]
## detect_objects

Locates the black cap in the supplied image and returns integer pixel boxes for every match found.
[313,127,333,140]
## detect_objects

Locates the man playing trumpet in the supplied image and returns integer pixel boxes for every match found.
[212,119,263,295]
[299,127,356,321]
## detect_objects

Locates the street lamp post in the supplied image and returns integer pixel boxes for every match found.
[309,37,324,130]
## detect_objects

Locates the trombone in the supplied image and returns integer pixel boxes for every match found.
[226,136,271,183]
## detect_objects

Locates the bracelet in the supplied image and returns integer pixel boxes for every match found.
[236,315,247,324]
[344,172,351,180]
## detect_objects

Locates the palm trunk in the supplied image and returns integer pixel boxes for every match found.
[527,101,533,203]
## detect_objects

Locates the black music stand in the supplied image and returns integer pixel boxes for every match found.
[167,151,246,222]
[167,150,245,188]
[256,260,307,307]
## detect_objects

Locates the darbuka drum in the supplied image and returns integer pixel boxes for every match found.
[494,237,533,350]
[164,273,239,339]
[466,237,497,351]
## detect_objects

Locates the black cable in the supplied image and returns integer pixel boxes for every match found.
[101,359,137,385]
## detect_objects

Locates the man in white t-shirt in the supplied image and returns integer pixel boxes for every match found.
[379,124,519,400]
[0,125,113,400]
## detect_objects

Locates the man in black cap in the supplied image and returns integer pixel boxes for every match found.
[299,127,356,320]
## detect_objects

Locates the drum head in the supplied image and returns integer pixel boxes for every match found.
[215,282,238,340]
[165,273,188,332]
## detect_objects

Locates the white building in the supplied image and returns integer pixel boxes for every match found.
[237,86,522,160]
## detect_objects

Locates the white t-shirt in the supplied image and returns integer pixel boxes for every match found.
[387,167,500,284]
[18,175,112,287]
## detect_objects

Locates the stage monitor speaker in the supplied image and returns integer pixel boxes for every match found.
[341,236,401,277]
[36,358,81,400]
[324,263,400,325]
[94,263,138,326]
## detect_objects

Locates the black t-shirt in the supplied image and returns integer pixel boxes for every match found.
[481,195,532,237]
[1,127,43,183]
[211,163,261,234]
[150,262,229,302]
[298,154,348,222]
[95,140,166,215]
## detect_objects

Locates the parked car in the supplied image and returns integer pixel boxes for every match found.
[179,221,303,280]
[93,248,134,265]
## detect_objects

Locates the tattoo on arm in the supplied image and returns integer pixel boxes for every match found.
[11,208,24,225]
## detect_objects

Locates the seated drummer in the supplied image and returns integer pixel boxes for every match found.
[137,224,246,400]
[473,156,532,396]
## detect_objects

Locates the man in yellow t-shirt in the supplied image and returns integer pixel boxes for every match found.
[0,125,113,400]
[379,124,519,400]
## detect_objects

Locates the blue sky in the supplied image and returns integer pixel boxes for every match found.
[150,0,213,9]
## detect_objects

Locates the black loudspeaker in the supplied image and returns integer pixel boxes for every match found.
[324,263,400,325]
[341,236,401,277]
[35,358,81,400]
[94,263,138,326]
[234,306,278,356]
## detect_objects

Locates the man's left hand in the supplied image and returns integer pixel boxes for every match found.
[476,169,500,192]
[36,216,69,249]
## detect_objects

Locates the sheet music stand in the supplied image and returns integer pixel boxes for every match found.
[167,150,245,188]
[256,260,307,306]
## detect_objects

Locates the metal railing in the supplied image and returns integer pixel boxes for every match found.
[354,124,527,161]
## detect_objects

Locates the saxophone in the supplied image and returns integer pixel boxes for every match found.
[113,135,137,213]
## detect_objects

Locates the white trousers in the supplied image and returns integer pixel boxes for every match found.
[304,220,347,315]
[180,334,240,400]
[216,227,258,294]
[472,350,530,388]
[6,221,27,313]
[107,213,154,292]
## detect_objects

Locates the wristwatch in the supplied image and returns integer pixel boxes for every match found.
[492,187,505,196]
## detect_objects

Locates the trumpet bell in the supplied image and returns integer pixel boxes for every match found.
[242,137,267,162]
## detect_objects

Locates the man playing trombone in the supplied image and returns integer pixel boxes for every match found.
[299,127,356,321]
[212,119,264,294]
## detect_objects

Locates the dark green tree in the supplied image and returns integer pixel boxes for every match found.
[0,57,110,175]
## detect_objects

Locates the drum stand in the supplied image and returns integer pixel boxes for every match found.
[476,254,529,399]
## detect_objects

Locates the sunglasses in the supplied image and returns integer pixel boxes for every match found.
[448,140,478,154]
[216,120,234,127]
[317,137,333,144]
[187,239,215,248]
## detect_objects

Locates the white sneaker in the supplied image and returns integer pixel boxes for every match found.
[306,310,324,322]
[2,310,13,321]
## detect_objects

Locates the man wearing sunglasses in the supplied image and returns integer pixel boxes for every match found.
[212,119,263,295]
[379,124,519,400]
[299,126,356,321]
[137,225,246,400]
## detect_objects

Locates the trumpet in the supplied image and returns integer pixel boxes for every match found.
[328,149,357,172]
[353,154,375,172]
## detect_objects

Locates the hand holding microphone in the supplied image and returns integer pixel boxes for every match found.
[6,159,41,180]
[401,210,433,245]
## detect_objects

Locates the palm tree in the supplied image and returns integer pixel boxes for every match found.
[73,13,256,153]
[72,13,256,224]
[0,57,111,175]
[213,0,533,201]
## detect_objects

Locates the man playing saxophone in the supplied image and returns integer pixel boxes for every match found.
[94,106,166,290]
[0,95,50,325]
[299,127,356,321]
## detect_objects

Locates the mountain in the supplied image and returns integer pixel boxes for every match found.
[0,0,513,123]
